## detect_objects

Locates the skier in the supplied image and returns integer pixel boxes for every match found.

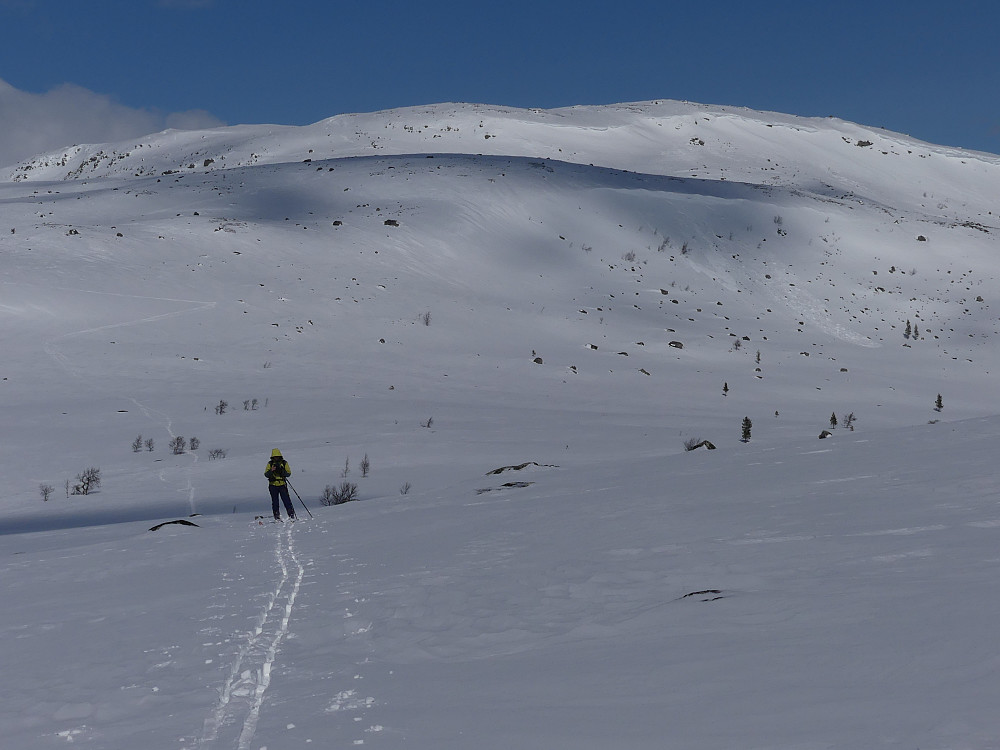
[265,448,296,521]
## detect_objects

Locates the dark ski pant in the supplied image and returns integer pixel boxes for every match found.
[269,484,295,519]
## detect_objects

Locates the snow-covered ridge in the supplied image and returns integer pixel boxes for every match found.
[6,100,999,223]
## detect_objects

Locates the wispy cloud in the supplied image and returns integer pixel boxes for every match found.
[0,77,224,168]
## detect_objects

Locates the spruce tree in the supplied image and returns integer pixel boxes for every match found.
[741,416,752,443]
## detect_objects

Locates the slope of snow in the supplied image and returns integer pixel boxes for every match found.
[2,100,1000,748]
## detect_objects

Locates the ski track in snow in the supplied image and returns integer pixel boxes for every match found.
[38,286,216,380]
[197,523,304,749]
[129,397,199,515]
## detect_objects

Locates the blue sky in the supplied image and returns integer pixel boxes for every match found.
[1,0,998,164]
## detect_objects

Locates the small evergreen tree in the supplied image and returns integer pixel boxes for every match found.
[741,416,752,443]
[722,382,729,397]
[904,320,912,339]
[829,412,838,429]
[935,394,943,411]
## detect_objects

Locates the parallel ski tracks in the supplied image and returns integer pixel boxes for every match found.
[199,524,304,749]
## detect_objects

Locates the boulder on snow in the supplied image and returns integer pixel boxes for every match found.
[686,439,716,451]
[819,430,833,439]
[149,519,200,532]
[486,461,558,475]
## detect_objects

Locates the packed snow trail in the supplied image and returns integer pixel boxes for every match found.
[34,284,216,380]
[198,523,304,749]
[128,397,200,515]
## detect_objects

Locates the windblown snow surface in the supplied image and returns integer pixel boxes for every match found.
[2,100,1000,749]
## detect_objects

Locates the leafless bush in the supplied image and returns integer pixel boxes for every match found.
[72,467,101,495]
[321,482,358,505]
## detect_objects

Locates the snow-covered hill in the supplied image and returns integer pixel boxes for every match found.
[2,101,999,748]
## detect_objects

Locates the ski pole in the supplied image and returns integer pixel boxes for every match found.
[286,480,314,518]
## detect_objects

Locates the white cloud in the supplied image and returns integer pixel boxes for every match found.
[0,77,224,168]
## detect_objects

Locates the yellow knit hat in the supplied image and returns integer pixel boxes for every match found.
[271,448,283,458]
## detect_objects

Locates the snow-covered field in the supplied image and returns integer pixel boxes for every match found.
[2,100,1000,748]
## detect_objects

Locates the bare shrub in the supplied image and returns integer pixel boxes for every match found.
[320,486,337,506]
[72,467,101,495]
[321,482,358,505]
